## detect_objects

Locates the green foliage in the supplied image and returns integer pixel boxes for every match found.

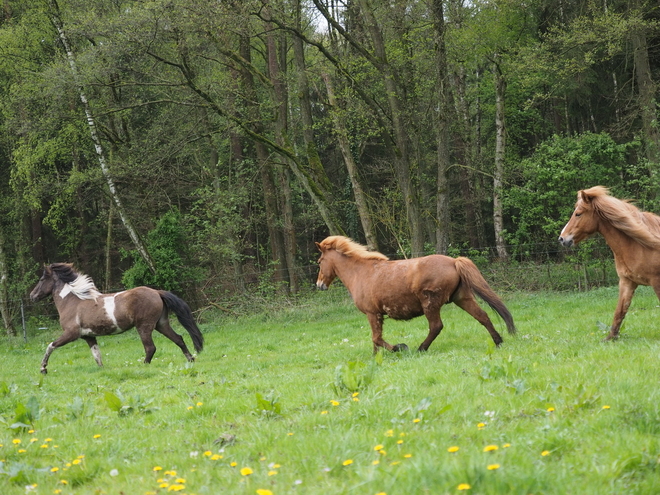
[254,392,282,418]
[333,357,379,394]
[122,209,202,293]
[504,133,638,251]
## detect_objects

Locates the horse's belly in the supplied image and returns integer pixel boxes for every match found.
[80,325,127,337]
[382,303,424,321]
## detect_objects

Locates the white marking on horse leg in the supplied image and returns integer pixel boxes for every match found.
[41,342,55,373]
[90,344,103,367]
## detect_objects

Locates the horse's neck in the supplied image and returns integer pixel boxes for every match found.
[599,220,642,256]
[334,254,376,292]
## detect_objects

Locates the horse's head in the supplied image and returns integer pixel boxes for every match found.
[30,265,57,302]
[559,188,602,247]
[315,242,337,290]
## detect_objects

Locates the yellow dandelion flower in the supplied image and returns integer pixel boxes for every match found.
[321,410,328,415]
[77,455,85,459]
[196,402,203,406]
[40,444,49,449]
[541,450,550,456]
[59,480,68,485]
[256,490,274,495]
[30,438,38,443]
[28,429,34,434]
[203,451,212,457]
[378,449,387,456]
[287,432,294,436]
[18,449,26,453]
[50,467,59,472]
[230,462,237,467]
[260,456,266,461]
[168,484,185,492]
[330,400,340,406]
[547,407,555,412]
[385,429,394,437]
[211,454,223,460]
[457,483,471,490]
[488,464,500,470]
[352,392,359,397]
[93,434,101,439]
[399,432,406,437]
[404,454,412,458]
[376,492,387,495]
[477,422,486,429]
[448,446,459,453]
[353,397,360,402]
[271,463,281,469]
[12,439,20,445]
[175,478,186,483]
[54,490,62,494]
[268,470,278,476]
[165,470,177,476]
[342,459,353,466]
[397,440,404,444]
[390,461,400,466]
[372,460,380,465]
[374,444,384,451]
[153,466,163,471]
[503,443,511,448]
[483,445,498,452]
[159,483,169,488]
[45,438,53,442]
[602,405,611,410]
[240,467,253,476]
[72,459,81,465]
[187,406,193,410]
[413,418,421,423]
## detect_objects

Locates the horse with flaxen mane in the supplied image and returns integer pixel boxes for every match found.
[30,263,204,374]
[315,236,516,352]
[559,186,660,341]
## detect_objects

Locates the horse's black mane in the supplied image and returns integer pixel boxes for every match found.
[49,263,79,284]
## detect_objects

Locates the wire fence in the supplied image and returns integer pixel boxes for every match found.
[1,240,618,340]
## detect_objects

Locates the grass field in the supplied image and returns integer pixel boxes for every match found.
[1,284,660,494]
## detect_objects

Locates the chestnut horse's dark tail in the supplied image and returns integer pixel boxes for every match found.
[158,291,204,352]
[454,257,516,335]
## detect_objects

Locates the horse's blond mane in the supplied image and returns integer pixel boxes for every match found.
[583,186,660,249]
[319,236,389,260]
[51,263,101,300]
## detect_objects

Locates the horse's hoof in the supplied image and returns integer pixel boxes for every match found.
[40,368,48,375]
[392,343,409,352]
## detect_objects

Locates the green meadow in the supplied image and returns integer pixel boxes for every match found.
[1,285,660,494]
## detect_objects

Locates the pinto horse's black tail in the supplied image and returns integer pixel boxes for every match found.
[454,257,516,335]
[158,291,204,352]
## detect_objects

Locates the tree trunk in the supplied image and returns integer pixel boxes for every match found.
[493,55,508,261]
[432,0,451,255]
[356,0,424,256]
[0,230,16,336]
[322,72,378,251]
[631,23,660,190]
[48,0,155,274]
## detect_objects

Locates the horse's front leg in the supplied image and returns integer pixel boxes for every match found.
[41,330,81,374]
[605,278,638,341]
[366,313,407,353]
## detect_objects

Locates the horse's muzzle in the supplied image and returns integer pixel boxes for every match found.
[316,281,328,291]
[558,235,574,248]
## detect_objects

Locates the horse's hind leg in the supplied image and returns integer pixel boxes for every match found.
[155,317,194,362]
[40,331,80,374]
[453,294,503,346]
[418,291,445,351]
[82,336,103,367]
[136,326,158,363]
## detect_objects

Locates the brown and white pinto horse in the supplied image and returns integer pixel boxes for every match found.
[559,186,660,341]
[315,236,516,353]
[30,263,204,374]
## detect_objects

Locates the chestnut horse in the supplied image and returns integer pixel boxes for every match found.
[315,236,516,352]
[30,263,204,374]
[559,186,660,341]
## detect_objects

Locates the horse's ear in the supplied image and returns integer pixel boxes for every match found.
[580,190,592,204]
[315,242,323,252]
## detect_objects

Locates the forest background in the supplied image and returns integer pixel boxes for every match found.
[0,0,658,334]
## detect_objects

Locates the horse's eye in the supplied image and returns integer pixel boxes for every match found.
[575,213,582,217]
